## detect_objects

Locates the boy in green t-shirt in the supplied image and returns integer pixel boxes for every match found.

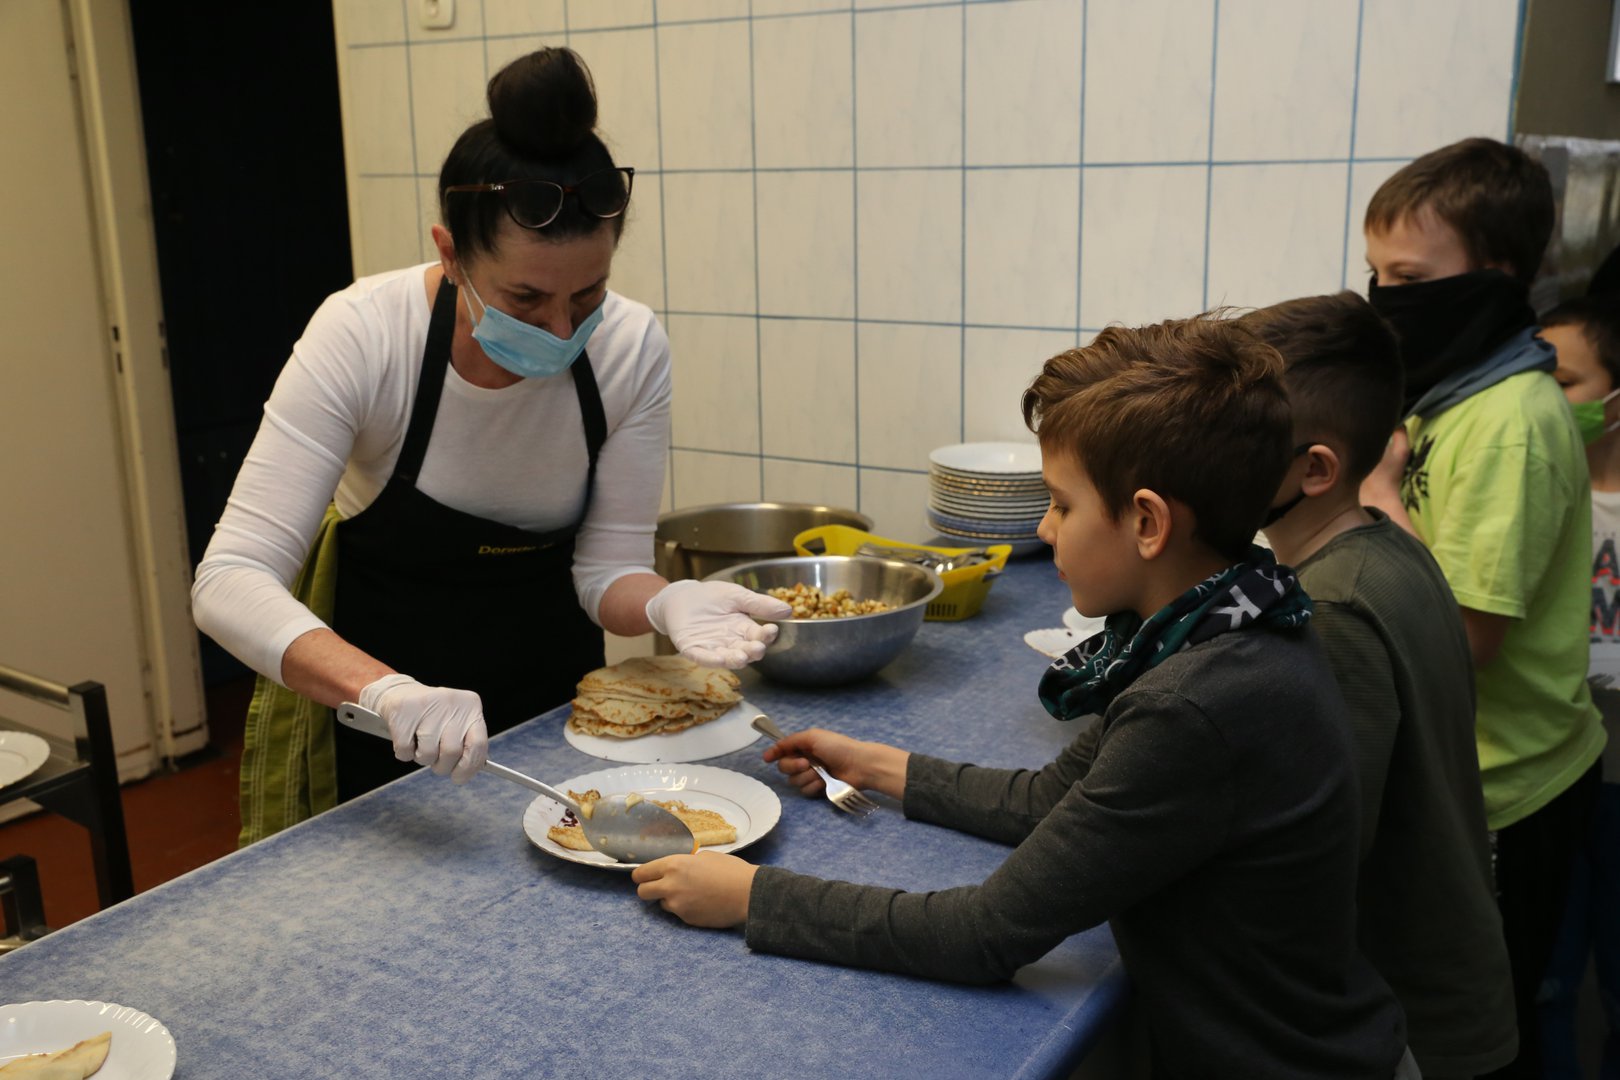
[1359,137,1606,1080]
[1246,291,1516,1077]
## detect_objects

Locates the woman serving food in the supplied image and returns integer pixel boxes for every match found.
[193,48,789,843]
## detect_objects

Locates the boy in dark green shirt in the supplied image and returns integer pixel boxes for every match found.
[1247,292,1516,1078]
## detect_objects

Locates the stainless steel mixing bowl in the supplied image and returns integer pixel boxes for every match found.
[705,556,944,686]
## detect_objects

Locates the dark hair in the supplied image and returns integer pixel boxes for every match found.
[1542,295,1620,387]
[438,48,623,258]
[1021,313,1292,561]
[1364,137,1554,284]
[1240,292,1403,484]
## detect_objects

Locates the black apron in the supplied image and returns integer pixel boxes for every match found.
[331,279,607,800]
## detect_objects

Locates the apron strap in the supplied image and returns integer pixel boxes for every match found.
[394,276,460,485]
[397,277,608,504]
[570,350,608,505]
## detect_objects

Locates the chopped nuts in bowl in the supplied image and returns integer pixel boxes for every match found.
[704,556,942,685]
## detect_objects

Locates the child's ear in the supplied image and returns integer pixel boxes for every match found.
[1130,488,1174,560]
[1301,443,1342,498]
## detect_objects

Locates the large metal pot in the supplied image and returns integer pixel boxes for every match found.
[654,502,873,583]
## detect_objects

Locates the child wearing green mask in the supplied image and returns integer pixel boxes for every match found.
[1359,137,1605,1080]
[1540,293,1620,1080]
[1245,290,1516,1078]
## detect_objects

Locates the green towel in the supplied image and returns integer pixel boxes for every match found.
[237,505,343,847]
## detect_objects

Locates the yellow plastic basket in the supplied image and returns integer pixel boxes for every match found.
[791,525,1011,621]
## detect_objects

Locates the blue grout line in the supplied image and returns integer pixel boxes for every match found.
[959,0,967,443]
[399,0,425,268]
[749,1,765,500]
[356,157,1415,180]
[1076,0,1087,335]
[670,446,926,475]
[1201,0,1220,310]
[345,0,997,44]
[479,0,490,88]
[1340,0,1366,291]
[650,0,674,509]
[851,4,861,516]
[661,310,1113,334]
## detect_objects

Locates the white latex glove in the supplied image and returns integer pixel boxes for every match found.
[358,674,489,783]
[645,579,794,669]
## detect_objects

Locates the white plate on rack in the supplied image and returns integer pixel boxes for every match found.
[1062,607,1107,640]
[926,507,1045,536]
[935,528,1048,556]
[0,731,50,789]
[522,763,781,871]
[927,496,1050,520]
[928,442,1043,476]
[0,1000,175,1079]
[1025,609,1108,658]
[562,699,763,764]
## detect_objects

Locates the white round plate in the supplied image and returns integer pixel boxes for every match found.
[935,528,1048,556]
[522,763,781,871]
[1061,607,1108,639]
[0,731,50,789]
[928,496,1050,521]
[926,507,1044,536]
[1023,627,1083,658]
[928,442,1043,476]
[563,699,763,764]
[0,1000,175,1079]
[929,469,1046,489]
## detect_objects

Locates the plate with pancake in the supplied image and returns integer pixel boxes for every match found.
[563,698,763,764]
[522,763,781,870]
[562,656,761,764]
[0,999,175,1079]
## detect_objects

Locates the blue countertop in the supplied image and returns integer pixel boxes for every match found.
[1,556,1126,1079]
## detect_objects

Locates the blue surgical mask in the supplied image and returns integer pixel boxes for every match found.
[459,273,604,379]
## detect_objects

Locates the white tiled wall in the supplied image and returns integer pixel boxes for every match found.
[331,0,1524,543]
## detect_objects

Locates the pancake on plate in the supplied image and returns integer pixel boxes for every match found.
[567,656,741,739]
[0,1031,111,1078]
[546,789,737,852]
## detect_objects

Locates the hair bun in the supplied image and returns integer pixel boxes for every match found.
[487,47,598,162]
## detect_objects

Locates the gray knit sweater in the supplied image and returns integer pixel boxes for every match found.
[746,626,1407,1080]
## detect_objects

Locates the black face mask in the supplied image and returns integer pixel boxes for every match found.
[1367,269,1535,415]
[1260,444,1313,528]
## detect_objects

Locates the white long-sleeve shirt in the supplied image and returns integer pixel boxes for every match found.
[192,264,671,684]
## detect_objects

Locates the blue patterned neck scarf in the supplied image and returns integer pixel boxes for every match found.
[1038,546,1312,721]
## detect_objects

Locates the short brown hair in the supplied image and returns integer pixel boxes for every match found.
[1364,137,1554,284]
[1240,292,1403,484]
[1542,295,1620,387]
[1022,314,1292,561]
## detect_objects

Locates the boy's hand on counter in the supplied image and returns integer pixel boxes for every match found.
[762,728,909,801]
[633,852,756,928]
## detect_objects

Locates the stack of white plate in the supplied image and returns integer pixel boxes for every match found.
[926,442,1048,556]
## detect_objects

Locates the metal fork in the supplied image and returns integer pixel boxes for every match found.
[750,713,879,817]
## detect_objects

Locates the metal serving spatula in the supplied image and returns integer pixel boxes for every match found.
[336,703,696,863]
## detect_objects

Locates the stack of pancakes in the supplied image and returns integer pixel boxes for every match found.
[567,655,742,739]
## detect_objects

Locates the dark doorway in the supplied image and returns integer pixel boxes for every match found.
[126,1,354,684]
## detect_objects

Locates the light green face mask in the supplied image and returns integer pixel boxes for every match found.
[1572,389,1620,444]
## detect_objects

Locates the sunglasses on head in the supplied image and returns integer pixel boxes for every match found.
[445,166,635,231]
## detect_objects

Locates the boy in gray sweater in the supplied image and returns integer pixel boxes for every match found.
[634,314,1410,1079]
[1247,292,1516,1078]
